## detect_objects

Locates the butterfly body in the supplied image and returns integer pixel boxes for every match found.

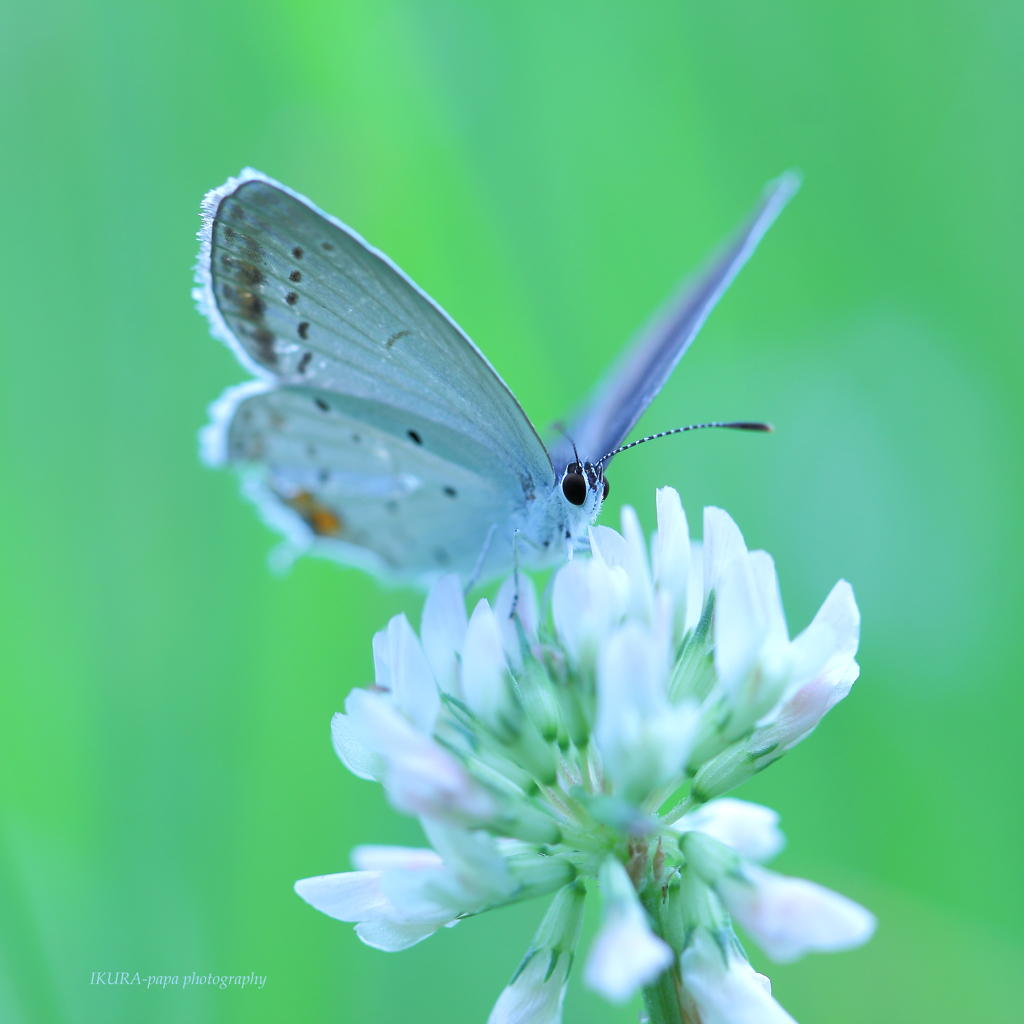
[195,168,797,586]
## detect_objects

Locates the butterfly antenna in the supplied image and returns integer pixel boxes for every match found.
[553,422,581,465]
[597,421,773,467]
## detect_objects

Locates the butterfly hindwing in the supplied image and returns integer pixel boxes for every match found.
[206,383,517,582]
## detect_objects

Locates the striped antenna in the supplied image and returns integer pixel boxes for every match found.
[597,421,773,466]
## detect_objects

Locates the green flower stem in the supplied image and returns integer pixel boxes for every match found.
[641,966,687,1024]
[640,883,691,1024]
[661,793,699,826]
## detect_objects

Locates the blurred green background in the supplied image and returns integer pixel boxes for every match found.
[1,2,1022,1021]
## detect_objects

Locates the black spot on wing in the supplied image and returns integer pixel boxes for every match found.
[386,329,410,348]
[443,486,457,498]
[322,241,334,251]
[297,351,312,373]
[315,397,329,412]
[286,291,298,305]
[241,235,265,262]
[407,430,422,445]
[298,322,309,339]
[292,246,303,259]
[239,263,264,285]
[252,328,276,365]
[289,270,302,282]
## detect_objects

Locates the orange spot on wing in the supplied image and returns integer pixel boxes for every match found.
[284,490,345,537]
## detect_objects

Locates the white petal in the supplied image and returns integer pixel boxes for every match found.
[377,825,516,920]
[720,866,876,963]
[348,690,496,821]
[552,558,624,665]
[376,867,468,919]
[421,573,467,696]
[584,906,673,1003]
[596,622,694,801]
[598,621,666,719]
[584,859,673,1003]
[488,951,568,1024]
[588,523,632,570]
[714,552,769,687]
[702,506,748,602]
[462,599,513,727]
[652,487,691,639]
[714,548,791,720]
[386,748,496,823]
[376,613,440,732]
[295,861,457,934]
[588,513,652,621]
[418,819,516,902]
[293,871,395,922]
[619,505,655,619]
[354,919,445,951]
[753,582,861,751]
[551,560,590,663]
[746,551,788,649]
[757,664,860,755]
[586,527,637,606]
[494,574,539,671]
[681,930,797,1024]
[350,845,444,872]
[676,798,786,862]
[787,579,860,706]
[331,711,384,781]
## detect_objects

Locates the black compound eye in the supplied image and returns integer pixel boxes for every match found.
[562,472,587,506]
[602,477,610,501]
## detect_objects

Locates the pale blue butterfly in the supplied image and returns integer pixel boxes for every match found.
[195,169,799,586]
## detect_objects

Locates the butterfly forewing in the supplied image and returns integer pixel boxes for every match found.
[203,172,552,492]
[550,172,800,469]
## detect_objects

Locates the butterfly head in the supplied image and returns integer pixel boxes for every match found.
[559,460,609,522]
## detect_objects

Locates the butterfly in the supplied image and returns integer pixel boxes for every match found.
[195,169,799,587]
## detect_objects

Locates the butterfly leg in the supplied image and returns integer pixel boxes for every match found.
[464,522,498,596]
[509,530,522,619]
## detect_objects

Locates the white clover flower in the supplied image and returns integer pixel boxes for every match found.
[673,797,786,862]
[296,489,873,1023]
[680,930,797,1024]
[488,880,585,1024]
[583,857,674,1003]
[680,829,876,964]
[718,863,877,963]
